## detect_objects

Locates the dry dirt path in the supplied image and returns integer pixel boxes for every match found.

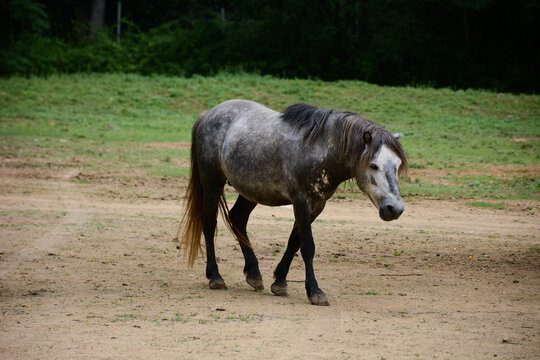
[0,168,539,359]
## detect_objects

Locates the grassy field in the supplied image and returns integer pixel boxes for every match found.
[1,72,539,199]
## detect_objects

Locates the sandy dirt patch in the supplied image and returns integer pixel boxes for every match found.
[0,166,539,359]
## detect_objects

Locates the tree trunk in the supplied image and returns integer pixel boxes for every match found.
[90,0,106,38]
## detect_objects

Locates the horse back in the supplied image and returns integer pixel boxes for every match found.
[194,100,294,204]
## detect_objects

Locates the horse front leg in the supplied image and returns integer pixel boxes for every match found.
[271,226,300,296]
[271,200,326,300]
[273,195,329,305]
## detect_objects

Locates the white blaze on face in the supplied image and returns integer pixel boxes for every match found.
[360,145,402,208]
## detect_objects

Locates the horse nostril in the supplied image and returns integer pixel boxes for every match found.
[379,202,403,221]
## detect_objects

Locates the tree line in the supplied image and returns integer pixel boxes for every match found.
[1,0,538,93]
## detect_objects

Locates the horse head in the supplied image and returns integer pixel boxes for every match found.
[355,132,406,221]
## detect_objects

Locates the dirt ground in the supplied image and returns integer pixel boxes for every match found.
[0,165,539,360]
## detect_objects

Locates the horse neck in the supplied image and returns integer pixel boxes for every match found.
[330,148,356,184]
[319,126,357,185]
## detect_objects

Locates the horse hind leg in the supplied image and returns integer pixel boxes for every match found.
[201,182,227,290]
[229,195,264,290]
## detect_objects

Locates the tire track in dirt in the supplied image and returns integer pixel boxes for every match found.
[0,169,89,279]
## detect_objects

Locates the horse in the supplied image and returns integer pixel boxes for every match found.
[177,99,407,306]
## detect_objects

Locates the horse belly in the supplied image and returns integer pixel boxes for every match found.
[230,179,291,206]
[221,145,292,206]
[222,158,291,206]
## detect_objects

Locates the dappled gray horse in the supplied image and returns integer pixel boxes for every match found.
[178,99,407,305]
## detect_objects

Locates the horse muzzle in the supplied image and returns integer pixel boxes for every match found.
[378,200,404,221]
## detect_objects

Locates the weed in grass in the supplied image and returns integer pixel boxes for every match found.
[174,313,188,323]
[358,290,379,295]
[529,247,540,254]
[225,313,264,322]
[144,246,166,254]
[159,281,171,288]
[114,313,136,320]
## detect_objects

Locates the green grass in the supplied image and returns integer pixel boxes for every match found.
[400,176,539,200]
[1,72,539,199]
[469,202,505,209]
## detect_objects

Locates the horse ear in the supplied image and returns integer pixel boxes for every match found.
[363,131,372,144]
[393,132,403,139]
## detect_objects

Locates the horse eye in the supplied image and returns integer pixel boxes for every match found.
[370,164,379,171]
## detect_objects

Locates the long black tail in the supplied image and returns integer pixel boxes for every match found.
[175,126,204,267]
[175,116,250,267]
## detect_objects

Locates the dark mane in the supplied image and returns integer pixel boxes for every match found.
[281,103,408,175]
[281,103,344,144]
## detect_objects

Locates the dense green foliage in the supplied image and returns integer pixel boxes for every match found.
[1,0,539,92]
[1,73,538,199]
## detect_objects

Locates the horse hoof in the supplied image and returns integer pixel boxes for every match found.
[309,292,329,306]
[209,278,227,290]
[270,282,288,296]
[246,277,264,291]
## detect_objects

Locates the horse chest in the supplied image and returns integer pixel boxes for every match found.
[304,169,335,200]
